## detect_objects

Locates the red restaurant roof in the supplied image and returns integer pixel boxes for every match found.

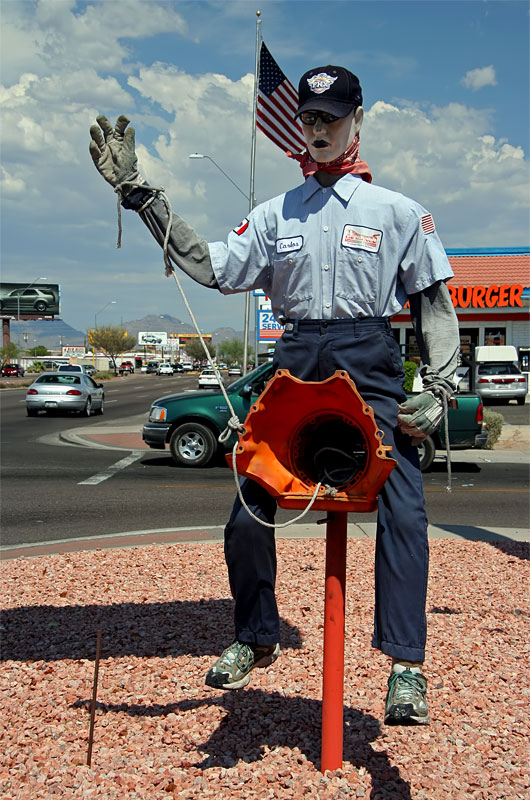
[447,253,530,287]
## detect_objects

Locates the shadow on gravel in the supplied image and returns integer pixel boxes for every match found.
[0,598,301,662]
[74,690,411,795]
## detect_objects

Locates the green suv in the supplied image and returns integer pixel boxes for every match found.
[142,362,273,467]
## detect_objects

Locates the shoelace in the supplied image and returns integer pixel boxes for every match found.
[218,643,253,672]
[389,671,425,702]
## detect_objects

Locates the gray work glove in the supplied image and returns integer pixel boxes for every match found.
[89,115,139,191]
[397,390,444,441]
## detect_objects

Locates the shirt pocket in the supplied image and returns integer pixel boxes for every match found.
[272,252,313,317]
[335,248,379,305]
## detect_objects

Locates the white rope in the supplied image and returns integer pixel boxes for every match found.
[114,180,324,527]
[442,393,452,492]
[231,441,325,527]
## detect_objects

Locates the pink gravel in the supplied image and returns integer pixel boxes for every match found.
[1,538,528,799]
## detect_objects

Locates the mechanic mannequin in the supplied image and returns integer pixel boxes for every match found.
[90,65,460,725]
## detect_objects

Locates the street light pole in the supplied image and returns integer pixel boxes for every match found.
[189,153,253,372]
[94,300,117,330]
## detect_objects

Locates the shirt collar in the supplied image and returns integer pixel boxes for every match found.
[300,172,363,204]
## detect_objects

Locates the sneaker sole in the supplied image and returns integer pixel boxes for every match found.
[384,703,430,725]
[205,644,280,691]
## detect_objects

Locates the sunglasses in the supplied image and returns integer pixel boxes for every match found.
[299,111,340,126]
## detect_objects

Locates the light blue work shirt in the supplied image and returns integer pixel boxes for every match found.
[209,173,453,322]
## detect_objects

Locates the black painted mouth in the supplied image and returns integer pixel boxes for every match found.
[313,140,329,148]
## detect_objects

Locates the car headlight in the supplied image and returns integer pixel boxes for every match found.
[149,406,167,422]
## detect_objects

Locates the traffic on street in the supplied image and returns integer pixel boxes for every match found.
[1,371,529,551]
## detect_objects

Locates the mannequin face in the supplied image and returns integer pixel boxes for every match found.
[301,106,364,162]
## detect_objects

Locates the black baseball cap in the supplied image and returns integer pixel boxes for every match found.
[295,66,363,119]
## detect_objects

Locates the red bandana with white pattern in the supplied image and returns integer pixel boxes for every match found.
[287,134,372,182]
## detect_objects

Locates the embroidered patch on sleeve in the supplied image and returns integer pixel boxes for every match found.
[421,214,435,234]
[233,218,249,236]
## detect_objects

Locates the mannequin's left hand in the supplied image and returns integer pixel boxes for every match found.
[397,391,443,440]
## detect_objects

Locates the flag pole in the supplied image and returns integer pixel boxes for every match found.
[242,9,261,373]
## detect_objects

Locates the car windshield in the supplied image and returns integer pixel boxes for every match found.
[478,363,520,376]
[37,375,81,385]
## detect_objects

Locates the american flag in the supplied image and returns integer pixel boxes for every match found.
[257,42,306,154]
[421,213,436,234]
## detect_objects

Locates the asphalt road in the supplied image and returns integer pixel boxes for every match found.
[1,373,529,548]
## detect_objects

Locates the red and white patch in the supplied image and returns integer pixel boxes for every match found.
[421,214,435,234]
[341,225,382,253]
[233,218,249,236]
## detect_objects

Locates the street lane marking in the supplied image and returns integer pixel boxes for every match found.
[78,452,143,485]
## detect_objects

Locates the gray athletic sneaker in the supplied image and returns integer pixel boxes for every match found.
[384,668,430,725]
[205,641,280,690]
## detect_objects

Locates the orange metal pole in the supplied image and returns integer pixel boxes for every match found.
[321,511,348,772]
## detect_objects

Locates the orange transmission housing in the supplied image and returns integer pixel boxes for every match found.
[228,369,396,512]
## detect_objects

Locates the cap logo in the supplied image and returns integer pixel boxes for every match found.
[307,72,338,94]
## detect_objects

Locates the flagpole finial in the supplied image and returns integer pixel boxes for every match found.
[256,9,261,17]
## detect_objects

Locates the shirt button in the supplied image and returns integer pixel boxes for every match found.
[324,264,329,271]
[288,258,293,264]
[322,188,327,194]
[325,303,331,308]
[357,257,363,263]
[323,225,329,232]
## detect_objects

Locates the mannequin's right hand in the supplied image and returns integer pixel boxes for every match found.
[89,115,139,189]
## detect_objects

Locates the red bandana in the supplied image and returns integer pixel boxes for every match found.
[287,134,372,182]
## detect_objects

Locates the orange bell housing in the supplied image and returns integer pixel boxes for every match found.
[228,369,396,512]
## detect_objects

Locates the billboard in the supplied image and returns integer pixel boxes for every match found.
[137,331,168,346]
[0,283,60,316]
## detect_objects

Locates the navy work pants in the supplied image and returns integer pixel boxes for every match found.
[224,318,429,662]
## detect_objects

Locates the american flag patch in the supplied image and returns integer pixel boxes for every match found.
[233,218,249,236]
[421,214,435,234]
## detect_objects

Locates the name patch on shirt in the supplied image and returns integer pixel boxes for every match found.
[341,225,382,253]
[276,236,303,255]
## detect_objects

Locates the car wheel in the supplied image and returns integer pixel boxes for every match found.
[169,422,217,467]
[35,301,47,312]
[516,397,525,406]
[95,397,104,415]
[26,408,39,417]
[416,435,436,471]
[83,396,93,417]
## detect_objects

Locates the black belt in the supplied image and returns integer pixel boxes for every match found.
[283,317,391,334]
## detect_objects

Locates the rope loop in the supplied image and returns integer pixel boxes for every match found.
[219,416,247,444]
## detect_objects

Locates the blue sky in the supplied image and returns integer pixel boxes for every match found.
[1,0,529,336]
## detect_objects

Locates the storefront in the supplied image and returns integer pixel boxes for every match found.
[390,247,530,364]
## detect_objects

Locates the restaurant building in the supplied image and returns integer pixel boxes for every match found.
[390,247,530,368]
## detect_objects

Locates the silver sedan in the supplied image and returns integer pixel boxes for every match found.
[26,372,105,417]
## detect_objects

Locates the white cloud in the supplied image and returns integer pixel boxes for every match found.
[461,65,498,91]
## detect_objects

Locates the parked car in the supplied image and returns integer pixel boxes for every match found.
[140,363,148,373]
[157,363,174,375]
[475,363,527,405]
[228,365,242,376]
[146,361,160,374]
[181,362,194,371]
[143,362,488,470]
[118,361,135,374]
[197,368,223,389]
[1,363,25,377]
[171,363,184,373]
[26,372,104,416]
